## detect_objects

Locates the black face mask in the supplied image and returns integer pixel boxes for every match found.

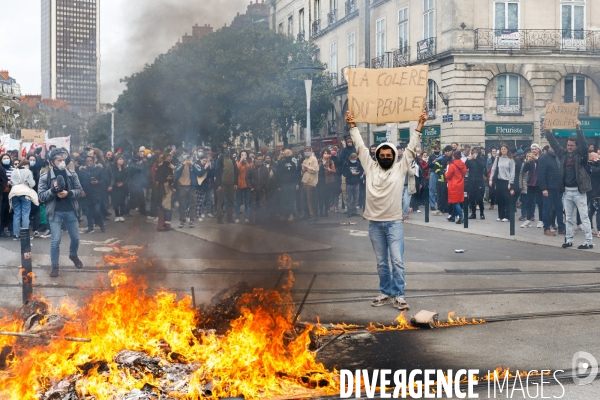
[378,157,394,170]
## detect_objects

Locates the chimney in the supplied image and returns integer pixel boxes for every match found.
[0,70,9,80]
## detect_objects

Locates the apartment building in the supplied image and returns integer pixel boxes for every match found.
[271,0,600,151]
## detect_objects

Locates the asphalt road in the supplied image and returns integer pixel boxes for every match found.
[1,211,599,398]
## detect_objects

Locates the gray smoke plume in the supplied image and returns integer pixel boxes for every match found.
[101,0,252,103]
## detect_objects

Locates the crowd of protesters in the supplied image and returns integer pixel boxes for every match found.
[0,121,597,258]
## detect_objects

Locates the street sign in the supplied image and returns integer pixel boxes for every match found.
[472,114,483,121]
[459,114,471,121]
[442,114,454,122]
[485,123,534,136]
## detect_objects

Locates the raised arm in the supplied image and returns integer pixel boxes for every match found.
[345,112,371,168]
[400,111,427,171]
[576,121,589,158]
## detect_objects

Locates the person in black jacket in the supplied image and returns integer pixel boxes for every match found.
[342,153,364,217]
[537,142,565,237]
[109,155,130,222]
[465,147,486,219]
[129,155,149,216]
[246,154,270,223]
[214,150,239,224]
[78,155,106,233]
[275,149,300,221]
[588,152,600,237]
[544,123,593,249]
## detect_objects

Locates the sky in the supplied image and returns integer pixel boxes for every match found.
[1,0,251,104]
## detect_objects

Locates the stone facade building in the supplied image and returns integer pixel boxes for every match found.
[271,0,600,151]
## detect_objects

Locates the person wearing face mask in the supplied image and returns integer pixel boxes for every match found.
[342,153,364,217]
[78,155,106,234]
[27,153,42,236]
[9,159,38,240]
[246,154,269,223]
[215,148,239,224]
[0,154,14,238]
[38,148,84,277]
[301,147,319,222]
[194,154,211,222]
[346,110,427,311]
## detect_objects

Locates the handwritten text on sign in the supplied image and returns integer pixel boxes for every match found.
[544,103,579,129]
[348,66,428,124]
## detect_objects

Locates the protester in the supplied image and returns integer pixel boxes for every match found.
[346,109,427,311]
[589,152,600,237]
[175,152,202,228]
[234,151,251,223]
[247,154,269,224]
[487,148,498,209]
[489,145,515,222]
[9,159,38,240]
[301,147,319,222]
[156,154,176,231]
[342,153,363,218]
[129,150,149,216]
[537,138,565,237]
[110,155,130,222]
[38,148,84,277]
[427,145,441,211]
[445,151,467,224]
[0,154,14,237]
[215,149,239,224]
[544,123,593,249]
[465,147,486,220]
[79,155,106,233]
[317,149,336,218]
[521,144,544,228]
[194,155,211,222]
[275,149,300,222]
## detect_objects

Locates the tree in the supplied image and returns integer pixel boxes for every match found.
[114,26,333,151]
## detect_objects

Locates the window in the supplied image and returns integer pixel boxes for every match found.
[299,9,305,35]
[278,23,283,33]
[423,0,434,39]
[565,75,585,104]
[347,31,356,67]
[497,74,520,111]
[562,1,585,39]
[398,7,409,52]
[427,80,437,111]
[314,0,321,21]
[376,18,386,57]
[494,1,519,31]
[288,16,294,36]
[330,41,337,74]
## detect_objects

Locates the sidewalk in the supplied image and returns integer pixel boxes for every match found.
[404,205,600,254]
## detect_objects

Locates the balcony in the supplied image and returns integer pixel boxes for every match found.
[426,101,437,120]
[311,20,321,36]
[475,29,600,53]
[327,9,337,26]
[345,0,356,15]
[297,31,305,42]
[417,37,436,62]
[340,65,355,85]
[496,97,522,116]
[564,96,590,115]
[371,48,410,69]
[329,72,338,87]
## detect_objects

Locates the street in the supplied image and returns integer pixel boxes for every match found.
[1,210,599,397]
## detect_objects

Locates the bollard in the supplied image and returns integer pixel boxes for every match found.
[20,228,33,305]
[463,192,468,229]
[510,197,516,236]
[424,186,430,223]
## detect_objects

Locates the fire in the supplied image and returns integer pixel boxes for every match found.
[0,252,338,399]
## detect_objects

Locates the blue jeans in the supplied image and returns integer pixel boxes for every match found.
[450,203,463,220]
[49,211,80,267]
[12,195,31,237]
[542,189,565,232]
[235,188,251,220]
[368,220,405,298]
[402,187,411,218]
[429,173,438,209]
[85,202,105,230]
[563,189,593,245]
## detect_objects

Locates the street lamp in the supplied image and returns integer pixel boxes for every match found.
[2,106,10,134]
[291,66,326,148]
[13,113,20,136]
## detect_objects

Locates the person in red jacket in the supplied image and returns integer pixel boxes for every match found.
[445,151,467,224]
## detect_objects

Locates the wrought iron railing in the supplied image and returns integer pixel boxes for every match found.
[475,29,600,53]
[327,9,337,25]
[564,96,590,115]
[345,0,356,16]
[311,20,321,36]
[340,65,355,85]
[426,101,437,120]
[417,37,436,62]
[371,48,410,69]
[496,97,522,116]
[329,73,338,87]
[297,32,305,42]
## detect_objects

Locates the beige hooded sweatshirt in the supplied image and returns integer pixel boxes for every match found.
[349,126,421,222]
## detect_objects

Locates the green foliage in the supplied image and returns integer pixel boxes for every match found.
[86,113,111,150]
[114,26,333,150]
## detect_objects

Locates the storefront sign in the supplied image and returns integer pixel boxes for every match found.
[373,132,387,144]
[422,125,441,137]
[485,123,533,136]
[554,116,600,137]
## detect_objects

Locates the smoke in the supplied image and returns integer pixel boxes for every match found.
[101,0,253,103]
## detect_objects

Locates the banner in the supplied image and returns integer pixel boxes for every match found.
[544,103,579,129]
[347,66,428,124]
[21,129,46,143]
[46,136,71,153]
[1,135,20,152]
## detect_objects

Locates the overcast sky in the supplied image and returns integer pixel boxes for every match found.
[1,0,251,104]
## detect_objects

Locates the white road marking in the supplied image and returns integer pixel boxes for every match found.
[80,238,121,246]
[93,247,114,252]
[343,230,426,241]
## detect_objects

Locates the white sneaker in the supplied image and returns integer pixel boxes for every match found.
[207,213,214,218]
[197,217,204,222]
[201,213,206,218]
[417,210,422,213]
[235,219,240,223]
[115,218,120,222]
[497,218,501,222]
[501,218,509,222]
[537,221,543,228]
[521,220,532,228]
[147,216,154,219]
[244,219,250,223]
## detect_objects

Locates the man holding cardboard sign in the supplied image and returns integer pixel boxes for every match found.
[347,66,428,124]
[346,109,427,310]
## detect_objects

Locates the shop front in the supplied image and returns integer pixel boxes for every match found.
[484,122,534,153]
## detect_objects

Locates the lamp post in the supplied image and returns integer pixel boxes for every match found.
[291,66,325,148]
[2,106,10,134]
[13,113,20,137]
[111,108,115,152]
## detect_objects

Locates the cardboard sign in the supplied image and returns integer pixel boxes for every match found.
[21,129,46,143]
[347,66,428,124]
[544,103,579,129]
[46,136,71,153]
